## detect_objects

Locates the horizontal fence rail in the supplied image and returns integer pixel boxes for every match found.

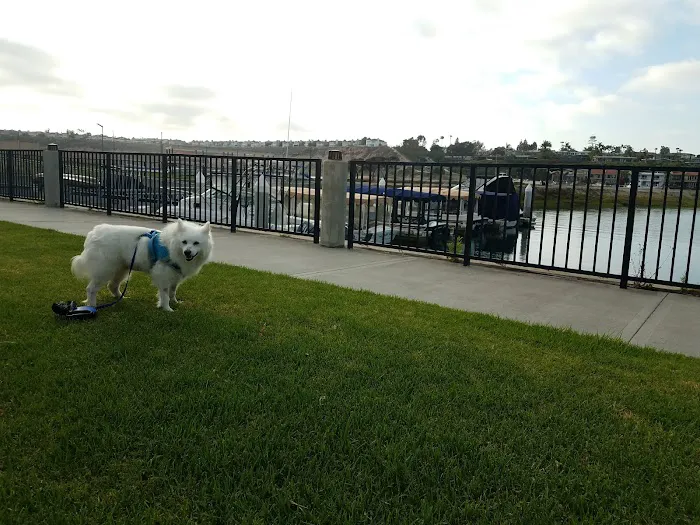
[0,150,44,202]
[348,161,700,290]
[56,151,321,242]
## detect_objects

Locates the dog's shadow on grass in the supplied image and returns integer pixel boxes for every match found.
[47,287,261,364]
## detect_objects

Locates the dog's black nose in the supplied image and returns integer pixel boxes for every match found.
[184,249,192,257]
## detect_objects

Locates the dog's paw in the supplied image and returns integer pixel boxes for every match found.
[157,302,174,312]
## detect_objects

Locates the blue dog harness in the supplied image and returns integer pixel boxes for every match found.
[141,230,182,273]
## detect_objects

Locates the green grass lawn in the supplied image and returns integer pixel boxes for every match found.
[1,221,699,524]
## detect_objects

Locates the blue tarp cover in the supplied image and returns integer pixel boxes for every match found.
[348,185,446,202]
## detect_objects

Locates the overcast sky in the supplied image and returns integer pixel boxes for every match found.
[1,0,699,151]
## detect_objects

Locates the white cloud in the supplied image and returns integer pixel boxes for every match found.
[542,94,620,132]
[413,19,437,39]
[0,0,698,152]
[621,60,700,94]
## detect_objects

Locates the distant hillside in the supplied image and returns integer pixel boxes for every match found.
[195,144,411,162]
[0,131,409,162]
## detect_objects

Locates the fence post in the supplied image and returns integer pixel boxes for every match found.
[105,152,112,215]
[347,161,356,249]
[42,144,61,207]
[463,165,477,266]
[320,150,347,248]
[58,149,64,208]
[313,159,322,244]
[230,157,237,232]
[7,150,14,201]
[620,167,639,289]
[161,154,168,223]
[0,151,5,198]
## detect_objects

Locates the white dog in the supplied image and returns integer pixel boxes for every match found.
[70,218,214,311]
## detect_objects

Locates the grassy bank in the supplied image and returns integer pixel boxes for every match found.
[1,222,699,523]
[532,185,700,211]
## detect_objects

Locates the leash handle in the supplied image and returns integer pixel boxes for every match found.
[95,237,141,310]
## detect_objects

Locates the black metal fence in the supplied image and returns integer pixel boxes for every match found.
[60,151,170,218]
[3,146,699,291]
[0,150,44,202]
[348,161,700,290]
[57,151,321,242]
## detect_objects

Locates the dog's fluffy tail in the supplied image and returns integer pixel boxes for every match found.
[70,253,89,280]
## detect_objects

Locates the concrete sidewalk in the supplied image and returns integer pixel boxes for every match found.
[2,200,699,358]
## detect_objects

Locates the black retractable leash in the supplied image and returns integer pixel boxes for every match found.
[52,241,141,321]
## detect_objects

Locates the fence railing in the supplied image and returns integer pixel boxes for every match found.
[3,146,699,291]
[57,151,322,242]
[348,161,700,290]
[0,150,44,202]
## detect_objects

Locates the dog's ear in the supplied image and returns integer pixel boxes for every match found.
[177,218,185,230]
[201,221,211,233]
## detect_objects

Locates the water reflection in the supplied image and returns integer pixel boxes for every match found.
[470,208,700,285]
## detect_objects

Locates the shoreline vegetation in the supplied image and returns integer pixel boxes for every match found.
[531,185,700,211]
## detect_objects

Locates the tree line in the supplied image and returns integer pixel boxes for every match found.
[396,136,687,163]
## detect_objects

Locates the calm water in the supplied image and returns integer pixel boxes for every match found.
[471,207,700,285]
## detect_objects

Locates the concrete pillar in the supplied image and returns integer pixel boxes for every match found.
[43,144,61,207]
[320,150,348,247]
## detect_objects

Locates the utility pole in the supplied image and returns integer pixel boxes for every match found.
[286,89,293,159]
